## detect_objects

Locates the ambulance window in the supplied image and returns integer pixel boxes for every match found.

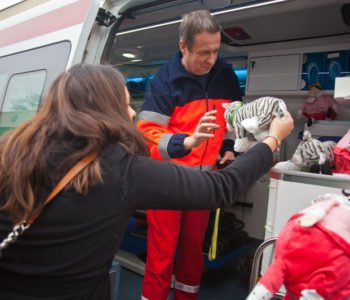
[0,70,46,135]
[0,74,7,104]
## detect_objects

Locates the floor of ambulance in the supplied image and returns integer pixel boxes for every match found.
[118,260,250,300]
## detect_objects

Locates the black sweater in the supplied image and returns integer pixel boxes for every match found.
[0,142,272,299]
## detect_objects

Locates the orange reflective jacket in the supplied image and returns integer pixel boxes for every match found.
[138,52,242,169]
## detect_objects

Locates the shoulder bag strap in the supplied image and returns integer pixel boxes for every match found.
[28,151,98,224]
[0,151,98,256]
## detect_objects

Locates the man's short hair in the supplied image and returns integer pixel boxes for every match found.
[179,10,221,51]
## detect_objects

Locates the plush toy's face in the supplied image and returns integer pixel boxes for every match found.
[222,101,243,131]
[308,86,322,98]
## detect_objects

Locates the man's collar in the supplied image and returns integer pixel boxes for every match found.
[168,51,230,82]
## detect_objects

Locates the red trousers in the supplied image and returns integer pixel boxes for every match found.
[141,209,210,300]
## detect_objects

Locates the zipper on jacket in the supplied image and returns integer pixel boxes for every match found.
[200,91,210,171]
[199,65,231,171]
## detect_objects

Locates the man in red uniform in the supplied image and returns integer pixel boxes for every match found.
[138,9,242,300]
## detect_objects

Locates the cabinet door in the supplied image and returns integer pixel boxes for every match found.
[247,54,301,92]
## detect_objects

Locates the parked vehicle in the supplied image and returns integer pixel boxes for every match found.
[1,0,350,291]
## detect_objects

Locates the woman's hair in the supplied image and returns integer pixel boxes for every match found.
[0,63,148,223]
[179,9,221,51]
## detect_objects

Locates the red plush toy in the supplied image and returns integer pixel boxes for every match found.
[301,82,337,126]
[247,193,350,300]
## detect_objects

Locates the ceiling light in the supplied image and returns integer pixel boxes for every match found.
[212,0,290,16]
[116,0,292,36]
[117,19,181,36]
[122,53,136,58]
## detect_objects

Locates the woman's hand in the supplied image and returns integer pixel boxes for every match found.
[184,110,220,149]
[263,112,294,152]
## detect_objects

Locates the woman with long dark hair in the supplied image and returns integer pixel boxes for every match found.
[0,63,293,299]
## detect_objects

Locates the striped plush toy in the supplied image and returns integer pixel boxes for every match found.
[222,97,288,153]
[274,131,336,173]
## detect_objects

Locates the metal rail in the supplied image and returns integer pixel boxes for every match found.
[248,237,285,299]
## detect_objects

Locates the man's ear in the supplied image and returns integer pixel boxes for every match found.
[179,40,186,54]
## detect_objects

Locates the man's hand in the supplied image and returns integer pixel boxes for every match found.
[184,110,219,149]
[218,151,236,165]
[216,151,235,169]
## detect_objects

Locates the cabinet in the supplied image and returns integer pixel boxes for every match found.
[230,173,269,240]
[246,54,302,93]
[304,120,350,138]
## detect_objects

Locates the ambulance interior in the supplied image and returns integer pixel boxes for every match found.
[103,0,350,280]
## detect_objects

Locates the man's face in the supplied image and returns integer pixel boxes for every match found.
[180,31,221,76]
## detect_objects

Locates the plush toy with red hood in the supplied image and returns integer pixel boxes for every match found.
[300,82,337,126]
[247,193,350,300]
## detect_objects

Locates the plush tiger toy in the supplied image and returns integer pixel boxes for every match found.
[222,97,288,152]
[274,131,336,173]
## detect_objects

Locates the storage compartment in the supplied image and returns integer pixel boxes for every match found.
[304,120,350,138]
[334,76,350,108]
[246,54,302,93]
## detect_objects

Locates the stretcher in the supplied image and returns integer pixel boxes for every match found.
[249,237,285,300]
